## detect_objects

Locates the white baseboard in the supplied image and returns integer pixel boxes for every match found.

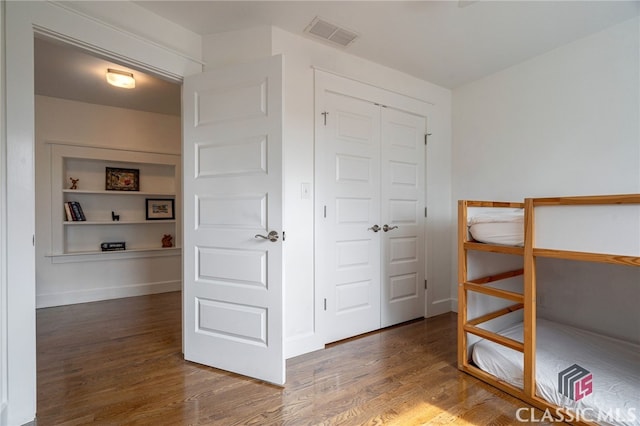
[285,332,324,359]
[426,298,454,317]
[0,402,7,426]
[36,280,181,308]
[450,298,458,313]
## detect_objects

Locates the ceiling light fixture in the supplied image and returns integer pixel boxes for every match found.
[106,68,135,89]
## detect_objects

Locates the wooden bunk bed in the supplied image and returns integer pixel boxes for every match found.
[458,195,640,426]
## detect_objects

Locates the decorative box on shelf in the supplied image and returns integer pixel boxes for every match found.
[100,241,126,251]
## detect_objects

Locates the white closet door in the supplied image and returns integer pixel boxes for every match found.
[380,108,426,327]
[182,55,285,385]
[320,92,382,343]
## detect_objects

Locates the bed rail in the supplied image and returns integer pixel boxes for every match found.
[529,193,640,206]
[527,194,640,267]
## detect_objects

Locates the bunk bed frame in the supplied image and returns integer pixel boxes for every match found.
[457,194,640,426]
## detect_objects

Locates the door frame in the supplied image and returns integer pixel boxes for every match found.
[314,70,432,344]
[3,2,201,424]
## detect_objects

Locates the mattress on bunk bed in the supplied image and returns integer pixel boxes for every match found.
[472,319,640,426]
[468,209,524,246]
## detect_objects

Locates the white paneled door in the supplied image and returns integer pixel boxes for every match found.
[320,93,382,343]
[380,108,426,327]
[319,90,426,343]
[183,55,284,385]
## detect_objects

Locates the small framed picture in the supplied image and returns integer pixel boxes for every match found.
[106,167,140,191]
[146,198,175,220]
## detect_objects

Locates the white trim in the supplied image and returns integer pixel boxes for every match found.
[0,402,7,426]
[314,69,433,116]
[46,1,204,67]
[46,248,181,264]
[45,140,181,157]
[4,2,200,423]
[426,298,455,318]
[285,332,324,360]
[311,65,436,106]
[0,0,8,423]
[34,25,186,83]
[450,298,459,314]
[36,280,181,309]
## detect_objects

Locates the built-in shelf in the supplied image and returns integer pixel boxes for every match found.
[64,220,176,226]
[63,189,176,197]
[51,143,181,259]
[46,247,181,264]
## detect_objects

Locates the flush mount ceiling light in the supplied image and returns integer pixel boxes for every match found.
[304,17,359,48]
[106,68,135,89]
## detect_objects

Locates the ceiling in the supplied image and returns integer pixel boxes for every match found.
[134,0,639,88]
[35,1,639,116]
[34,37,182,116]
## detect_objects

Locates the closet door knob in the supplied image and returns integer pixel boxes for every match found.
[383,224,398,232]
[368,224,381,232]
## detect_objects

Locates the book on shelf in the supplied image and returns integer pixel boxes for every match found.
[64,202,73,221]
[65,201,86,221]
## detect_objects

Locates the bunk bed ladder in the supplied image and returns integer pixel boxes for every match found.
[458,200,527,376]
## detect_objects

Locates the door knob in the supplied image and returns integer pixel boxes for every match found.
[254,230,279,242]
[383,224,398,232]
[368,224,381,232]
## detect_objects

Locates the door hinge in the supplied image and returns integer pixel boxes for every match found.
[282,231,286,241]
[321,111,329,126]
[33,234,35,246]
[324,205,327,218]
[425,133,432,145]
[324,298,327,311]
[425,280,428,289]
[425,207,428,218]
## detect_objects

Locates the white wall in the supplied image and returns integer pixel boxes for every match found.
[203,26,453,358]
[452,17,640,341]
[35,96,182,308]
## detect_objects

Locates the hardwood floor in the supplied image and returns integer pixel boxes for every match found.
[37,292,552,425]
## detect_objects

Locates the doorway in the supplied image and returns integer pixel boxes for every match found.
[3,3,201,421]
[34,36,183,308]
[33,34,184,418]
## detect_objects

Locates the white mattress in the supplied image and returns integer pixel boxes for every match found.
[468,209,524,246]
[472,319,640,426]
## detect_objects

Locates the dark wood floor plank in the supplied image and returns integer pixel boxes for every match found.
[37,291,553,425]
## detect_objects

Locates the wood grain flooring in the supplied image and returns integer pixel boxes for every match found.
[36,292,555,425]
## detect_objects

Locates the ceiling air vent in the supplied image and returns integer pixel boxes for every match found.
[305,17,359,48]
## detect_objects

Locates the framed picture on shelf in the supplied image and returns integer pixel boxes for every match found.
[146,198,175,220]
[106,167,139,191]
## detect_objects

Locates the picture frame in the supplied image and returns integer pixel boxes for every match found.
[146,198,175,220]
[106,167,140,191]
